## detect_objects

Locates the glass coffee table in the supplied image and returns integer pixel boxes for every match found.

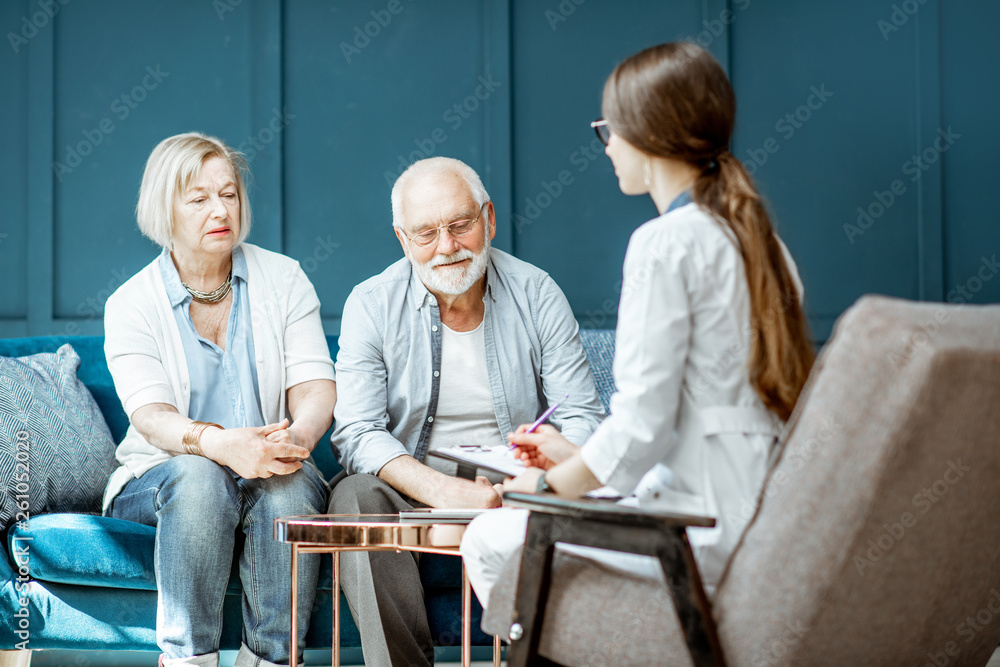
[274,514,501,667]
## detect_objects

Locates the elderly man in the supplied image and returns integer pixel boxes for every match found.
[328,156,604,666]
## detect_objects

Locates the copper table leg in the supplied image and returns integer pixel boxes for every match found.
[333,550,341,667]
[290,543,299,667]
[276,516,483,667]
[462,564,472,667]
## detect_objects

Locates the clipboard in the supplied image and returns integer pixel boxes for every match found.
[427,446,623,500]
[427,445,525,478]
[398,508,490,524]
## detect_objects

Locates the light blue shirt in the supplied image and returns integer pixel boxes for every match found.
[158,247,264,429]
[331,248,606,476]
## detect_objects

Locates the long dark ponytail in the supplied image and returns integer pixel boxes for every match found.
[603,42,815,420]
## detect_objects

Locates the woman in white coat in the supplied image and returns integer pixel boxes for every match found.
[461,42,816,605]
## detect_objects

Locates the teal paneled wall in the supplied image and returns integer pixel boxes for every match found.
[509,0,712,331]
[941,1,1000,305]
[0,1,28,324]
[1,0,996,339]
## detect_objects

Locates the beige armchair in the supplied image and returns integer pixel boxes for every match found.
[482,296,1000,666]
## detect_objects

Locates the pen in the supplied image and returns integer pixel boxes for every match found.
[510,393,569,450]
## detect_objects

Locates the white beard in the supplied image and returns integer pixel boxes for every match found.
[412,237,491,296]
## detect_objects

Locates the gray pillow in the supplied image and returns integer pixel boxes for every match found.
[0,344,117,533]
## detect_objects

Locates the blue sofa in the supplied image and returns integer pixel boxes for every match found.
[0,331,615,660]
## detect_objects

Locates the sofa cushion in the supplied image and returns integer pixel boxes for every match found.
[10,513,158,589]
[420,552,464,589]
[0,344,118,534]
[12,513,288,595]
[579,329,616,414]
[11,512,465,599]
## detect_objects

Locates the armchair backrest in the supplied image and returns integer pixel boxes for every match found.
[716,296,1000,665]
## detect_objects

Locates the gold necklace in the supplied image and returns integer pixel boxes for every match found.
[181,271,232,304]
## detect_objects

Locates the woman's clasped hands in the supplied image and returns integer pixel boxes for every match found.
[200,418,311,479]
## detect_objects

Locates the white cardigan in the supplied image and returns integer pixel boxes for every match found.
[101,243,336,511]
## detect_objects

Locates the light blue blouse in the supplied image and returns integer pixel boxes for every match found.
[158,246,264,429]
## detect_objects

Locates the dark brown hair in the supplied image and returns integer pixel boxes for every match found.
[602,42,815,421]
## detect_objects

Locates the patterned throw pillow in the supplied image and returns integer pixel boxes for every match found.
[0,344,117,534]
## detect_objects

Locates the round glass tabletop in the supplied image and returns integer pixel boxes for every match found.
[274,513,472,549]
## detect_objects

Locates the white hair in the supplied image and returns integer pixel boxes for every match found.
[390,157,489,229]
[136,132,252,250]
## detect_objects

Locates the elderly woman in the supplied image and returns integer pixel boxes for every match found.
[102,132,337,667]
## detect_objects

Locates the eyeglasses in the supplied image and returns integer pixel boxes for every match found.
[591,118,610,146]
[403,202,487,248]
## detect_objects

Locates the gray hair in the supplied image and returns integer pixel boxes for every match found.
[136,132,252,250]
[390,157,489,229]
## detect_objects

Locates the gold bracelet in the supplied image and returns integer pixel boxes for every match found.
[182,421,223,457]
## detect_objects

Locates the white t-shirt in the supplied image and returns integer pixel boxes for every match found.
[425,321,505,476]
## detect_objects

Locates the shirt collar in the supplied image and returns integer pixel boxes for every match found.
[158,245,246,308]
[408,265,434,310]
[484,252,497,302]
[666,190,693,213]
[231,245,248,283]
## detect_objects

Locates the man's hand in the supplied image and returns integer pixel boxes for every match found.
[507,424,579,470]
[378,455,503,509]
[265,419,314,461]
[431,475,503,509]
[201,419,310,478]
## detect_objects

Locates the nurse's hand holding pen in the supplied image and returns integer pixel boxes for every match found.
[503,424,603,498]
[507,424,579,470]
[502,423,600,498]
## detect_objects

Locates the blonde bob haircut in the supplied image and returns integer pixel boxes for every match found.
[136,132,252,250]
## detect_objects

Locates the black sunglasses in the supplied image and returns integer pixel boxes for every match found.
[590,118,610,146]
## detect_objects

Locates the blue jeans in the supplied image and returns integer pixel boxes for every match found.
[110,455,327,665]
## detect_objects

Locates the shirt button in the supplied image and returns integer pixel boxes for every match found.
[433,370,440,378]
[427,416,434,423]
[432,325,439,332]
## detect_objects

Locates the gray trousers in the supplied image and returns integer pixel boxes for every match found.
[328,473,435,667]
